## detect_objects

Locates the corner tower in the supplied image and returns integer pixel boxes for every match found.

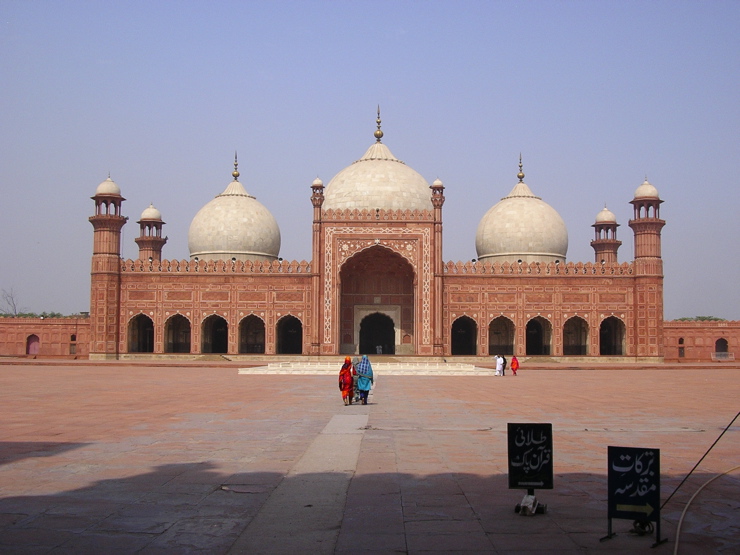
[135,204,167,262]
[628,178,666,358]
[89,176,128,359]
[591,206,621,263]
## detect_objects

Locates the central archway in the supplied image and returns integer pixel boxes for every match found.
[359,312,395,355]
[339,246,415,355]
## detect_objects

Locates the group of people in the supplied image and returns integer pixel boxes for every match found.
[338,355,374,405]
[494,354,519,376]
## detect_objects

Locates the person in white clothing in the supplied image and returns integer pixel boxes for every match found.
[495,355,503,376]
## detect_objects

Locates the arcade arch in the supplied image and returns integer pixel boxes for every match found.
[489,316,514,355]
[599,316,625,355]
[277,315,303,354]
[165,314,191,353]
[526,316,552,356]
[128,314,154,353]
[451,316,477,355]
[202,314,228,354]
[239,315,265,354]
[563,316,588,356]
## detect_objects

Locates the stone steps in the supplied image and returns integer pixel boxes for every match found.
[238,361,495,376]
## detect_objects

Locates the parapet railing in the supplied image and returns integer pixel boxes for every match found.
[443,260,634,275]
[121,259,312,274]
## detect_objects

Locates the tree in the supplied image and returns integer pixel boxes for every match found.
[674,316,726,322]
[1,287,25,317]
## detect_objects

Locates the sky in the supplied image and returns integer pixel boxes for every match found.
[0,1,738,320]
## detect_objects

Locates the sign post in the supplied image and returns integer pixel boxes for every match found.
[507,423,553,515]
[602,446,666,547]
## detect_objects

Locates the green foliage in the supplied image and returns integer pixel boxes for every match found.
[674,316,726,321]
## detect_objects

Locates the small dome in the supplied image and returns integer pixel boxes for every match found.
[476,175,568,264]
[595,206,617,223]
[432,178,444,187]
[312,177,323,186]
[188,176,280,262]
[95,177,121,196]
[634,179,659,199]
[140,203,162,221]
[322,140,433,212]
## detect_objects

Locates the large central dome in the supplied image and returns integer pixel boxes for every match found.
[476,162,568,264]
[322,117,433,212]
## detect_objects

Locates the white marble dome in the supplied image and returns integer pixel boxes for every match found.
[188,175,280,262]
[595,206,617,223]
[95,177,121,196]
[140,203,162,221]
[634,179,659,199]
[476,173,568,264]
[322,140,433,212]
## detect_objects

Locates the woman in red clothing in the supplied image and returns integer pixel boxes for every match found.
[338,356,355,405]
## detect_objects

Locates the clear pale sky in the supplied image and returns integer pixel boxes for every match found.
[1,1,738,320]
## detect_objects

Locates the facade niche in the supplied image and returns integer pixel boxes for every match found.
[165,315,191,353]
[489,316,514,355]
[239,315,265,354]
[128,314,154,353]
[276,315,302,354]
[599,316,625,355]
[451,316,477,355]
[563,316,589,356]
[202,315,228,354]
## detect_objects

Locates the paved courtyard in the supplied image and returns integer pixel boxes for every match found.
[0,361,738,554]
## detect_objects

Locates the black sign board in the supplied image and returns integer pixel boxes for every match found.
[507,423,553,490]
[607,446,660,522]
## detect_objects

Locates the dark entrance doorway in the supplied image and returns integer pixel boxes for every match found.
[599,316,625,355]
[359,313,395,355]
[239,315,265,354]
[202,315,228,354]
[526,316,551,355]
[165,314,191,353]
[563,316,588,356]
[128,314,154,353]
[489,316,514,355]
[277,315,303,354]
[451,316,477,355]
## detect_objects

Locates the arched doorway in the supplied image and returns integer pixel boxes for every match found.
[340,246,414,355]
[128,314,154,353]
[563,316,588,356]
[359,312,395,355]
[26,334,40,355]
[277,315,302,354]
[165,314,191,353]
[202,315,228,354]
[451,316,477,355]
[600,316,625,355]
[239,315,265,354]
[526,316,552,355]
[715,338,729,353]
[489,316,514,355]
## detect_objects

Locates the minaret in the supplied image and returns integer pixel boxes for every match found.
[135,204,167,261]
[310,174,324,356]
[628,179,665,273]
[89,175,128,359]
[591,206,621,263]
[628,178,665,358]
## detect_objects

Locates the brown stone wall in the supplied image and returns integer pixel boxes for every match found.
[0,318,90,357]
[663,321,740,361]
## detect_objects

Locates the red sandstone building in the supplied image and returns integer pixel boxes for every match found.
[1,119,737,362]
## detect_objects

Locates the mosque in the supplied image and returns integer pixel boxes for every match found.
[85,113,667,360]
[1,115,737,362]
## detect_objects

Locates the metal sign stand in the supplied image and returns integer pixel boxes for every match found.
[601,446,668,548]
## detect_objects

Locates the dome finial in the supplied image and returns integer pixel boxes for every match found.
[232,151,240,181]
[374,105,384,143]
[517,153,525,182]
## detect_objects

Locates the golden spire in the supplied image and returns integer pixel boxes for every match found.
[374,105,384,143]
[232,151,240,181]
[517,153,525,182]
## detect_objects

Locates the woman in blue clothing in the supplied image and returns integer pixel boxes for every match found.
[355,355,374,405]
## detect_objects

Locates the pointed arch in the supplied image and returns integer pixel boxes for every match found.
[165,314,191,353]
[239,315,265,354]
[715,338,729,353]
[488,316,515,355]
[202,314,228,354]
[128,313,154,353]
[26,334,40,355]
[563,316,589,356]
[359,312,395,355]
[599,316,625,355]
[526,316,552,356]
[451,316,477,355]
[276,315,302,354]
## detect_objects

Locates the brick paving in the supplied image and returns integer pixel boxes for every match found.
[0,361,738,553]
